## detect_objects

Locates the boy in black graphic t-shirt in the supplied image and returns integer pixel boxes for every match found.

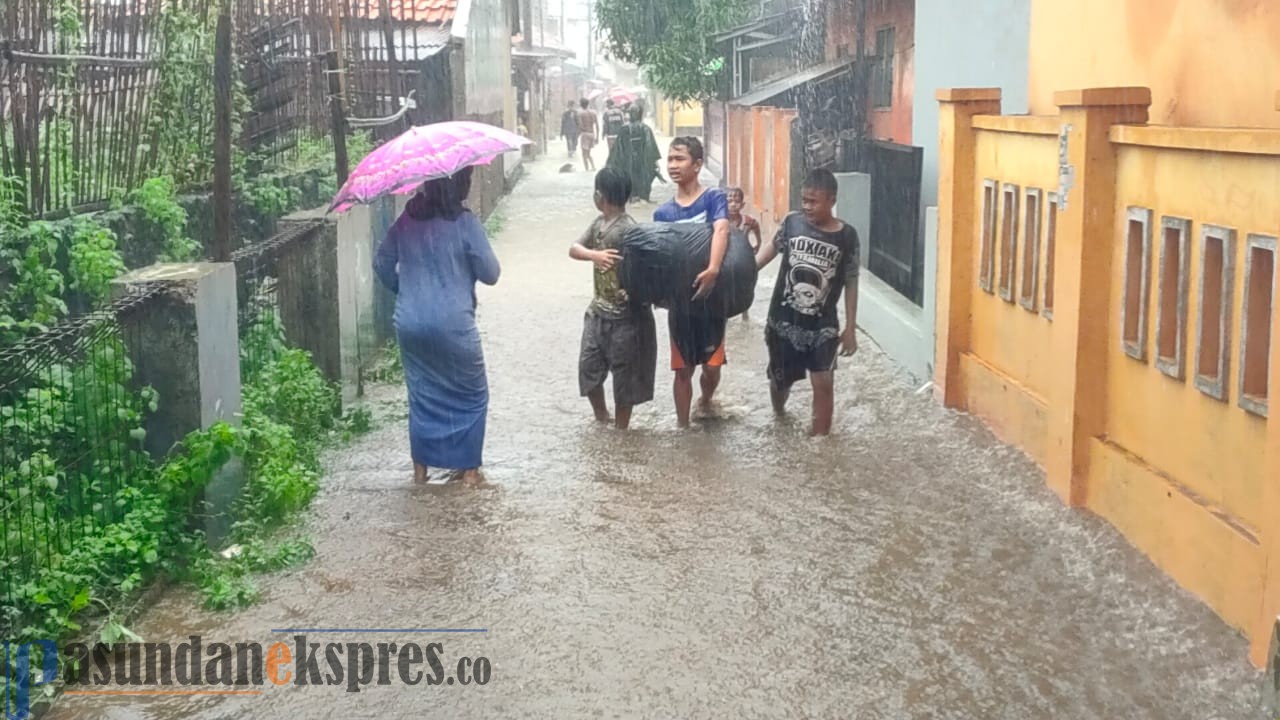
[755,169,860,436]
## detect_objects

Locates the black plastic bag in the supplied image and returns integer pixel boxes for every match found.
[617,222,757,317]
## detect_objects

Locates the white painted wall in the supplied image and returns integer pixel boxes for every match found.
[912,0,1031,211]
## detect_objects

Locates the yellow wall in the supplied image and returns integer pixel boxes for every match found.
[934,86,1280,666]
[1029,0,1280,129]
[969,124,1059,402]
[1106,140,1277,530]
[655,99,704,137]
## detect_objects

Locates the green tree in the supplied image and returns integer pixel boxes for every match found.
[596,0,752,104]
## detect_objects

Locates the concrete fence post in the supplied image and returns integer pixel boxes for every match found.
[112,263,242,546]
[1044,87,1151,506]
[274,209,391,404]
[276,219,343,387]
[933,88,1002,408]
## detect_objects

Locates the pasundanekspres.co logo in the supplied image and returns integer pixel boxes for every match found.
[5,628,491,719]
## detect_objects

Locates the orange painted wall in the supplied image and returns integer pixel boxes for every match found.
[1105,141,1278,531]
[934,86,1280,664]
[724,105,795,238]
[826,0,915,144]
[1029,0,1280,129]
[968,124,1059,402]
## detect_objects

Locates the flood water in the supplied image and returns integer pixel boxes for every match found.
[45,144,1265,719]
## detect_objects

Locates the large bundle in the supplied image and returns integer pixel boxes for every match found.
[617,223,757,317]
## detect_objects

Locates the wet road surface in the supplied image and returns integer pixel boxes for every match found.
[47,146,1265,719]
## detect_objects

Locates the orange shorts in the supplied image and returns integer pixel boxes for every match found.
[670,340,727,371]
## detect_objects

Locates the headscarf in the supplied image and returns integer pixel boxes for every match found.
[406,166,474,221]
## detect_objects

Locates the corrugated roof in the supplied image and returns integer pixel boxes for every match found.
[351,0,457,24]
[730,56,855,107]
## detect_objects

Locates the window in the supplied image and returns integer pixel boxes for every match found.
[1195,225,1235,401]
[1122,207,1153,361]
[1239,234,1275,417]
[998,184,1020,303]
[1019,189,1042,312]
[1043,193,1059,319]
[1156,217,1191,380]
[872,27,895,108]
[979,180,997,293]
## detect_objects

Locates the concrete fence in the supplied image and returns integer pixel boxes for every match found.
[934,86,1280,668]
[109,198,400,541]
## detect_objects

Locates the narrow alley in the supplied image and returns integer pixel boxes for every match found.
[46,149,1264,720]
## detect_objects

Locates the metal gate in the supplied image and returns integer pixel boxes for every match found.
[842,138,924,305]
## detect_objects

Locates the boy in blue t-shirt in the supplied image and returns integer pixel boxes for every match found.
[653,137,730,428]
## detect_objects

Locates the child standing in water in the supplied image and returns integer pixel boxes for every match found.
[727,187,763,252]
[755,169,860,436]
[653,137,731,428]
[570,168,657,429]
[727,186,763,322]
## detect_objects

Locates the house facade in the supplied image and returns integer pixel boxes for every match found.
[707,0,1031,382]
[933,0,1280,669]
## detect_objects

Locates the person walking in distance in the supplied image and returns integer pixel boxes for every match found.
[653,137,731,428]
[561,100,579,158]
[576,99,600,171]
[603,99,626,153]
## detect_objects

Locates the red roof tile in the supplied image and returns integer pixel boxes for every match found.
[351,0,457,24]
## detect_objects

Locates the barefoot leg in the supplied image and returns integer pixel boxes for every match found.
[587,387,611,423]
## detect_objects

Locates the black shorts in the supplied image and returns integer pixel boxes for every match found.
[579,308,657,407]
[765,327,839,388]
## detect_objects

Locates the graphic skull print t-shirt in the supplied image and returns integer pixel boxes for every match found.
[766,212,860,350]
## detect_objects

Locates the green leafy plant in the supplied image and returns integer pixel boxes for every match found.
[484,208,506,236]
[596,0,751,103]
[68,217,127,303]
[0,220,68,344]
[132,177,200,262]
[243,177,301,219]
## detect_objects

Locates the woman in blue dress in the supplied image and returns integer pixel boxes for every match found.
[374,167,501,486]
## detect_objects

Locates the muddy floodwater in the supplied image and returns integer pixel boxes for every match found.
[45,146,1265,720]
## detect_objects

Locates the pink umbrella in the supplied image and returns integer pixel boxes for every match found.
[328,121,531,214]
[608,88,637,105]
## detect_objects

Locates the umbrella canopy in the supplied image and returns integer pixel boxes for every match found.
[328,121,531,214]
[608,87,638,105]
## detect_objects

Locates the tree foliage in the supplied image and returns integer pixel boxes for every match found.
[596,0,753,104]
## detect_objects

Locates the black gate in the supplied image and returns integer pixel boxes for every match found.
[841,138,924,305]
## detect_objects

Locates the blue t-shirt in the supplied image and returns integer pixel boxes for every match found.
[654,188,730,226]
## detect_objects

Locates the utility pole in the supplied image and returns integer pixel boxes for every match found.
[559,0,565,46]
[211,0,232,262]
[587,0,594,78]
[521,0,533,49]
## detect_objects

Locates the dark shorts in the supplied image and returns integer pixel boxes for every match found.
[668,312,728,370]
[766,327,839,388]
[579,308,657,407]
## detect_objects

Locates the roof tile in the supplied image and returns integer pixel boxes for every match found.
[351,0,456,24]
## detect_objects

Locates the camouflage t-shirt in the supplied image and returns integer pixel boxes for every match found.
[580,213,637,319]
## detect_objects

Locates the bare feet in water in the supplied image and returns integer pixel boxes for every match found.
[414,464,430,485]
[453,469,487,488]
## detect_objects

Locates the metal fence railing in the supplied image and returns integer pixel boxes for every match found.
[233,219,324,379]
[0,286,163,630]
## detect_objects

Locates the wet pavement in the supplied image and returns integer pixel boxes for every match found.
[46,144,1266,719]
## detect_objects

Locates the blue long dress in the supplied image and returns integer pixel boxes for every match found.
[374,210,501,470]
